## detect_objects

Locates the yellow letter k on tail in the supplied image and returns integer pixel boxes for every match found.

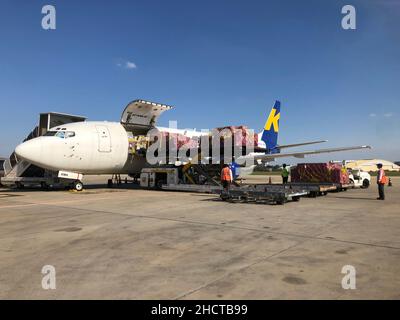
[264,108,280,133]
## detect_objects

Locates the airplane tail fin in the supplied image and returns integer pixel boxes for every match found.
[261,100,281,153]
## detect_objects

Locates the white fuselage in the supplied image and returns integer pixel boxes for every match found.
[14,121,223,175]
[14,120,266,177]
[15,121,136,174]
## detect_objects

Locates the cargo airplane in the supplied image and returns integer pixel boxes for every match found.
[14,99,370,190]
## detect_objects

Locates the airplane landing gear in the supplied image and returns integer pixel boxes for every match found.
[41,182,50,190]
[16,182,24,189]
[72,180,84,192]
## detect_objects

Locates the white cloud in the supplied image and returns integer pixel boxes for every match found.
[116,59,137,70]
[369,112,395,118]
[125,61,137,69]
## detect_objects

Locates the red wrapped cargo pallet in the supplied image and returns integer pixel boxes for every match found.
[291,163,349,184]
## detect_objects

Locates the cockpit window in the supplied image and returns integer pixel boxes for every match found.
[45,131,75,139]
[55,131,65,138]
[44,131,57,136]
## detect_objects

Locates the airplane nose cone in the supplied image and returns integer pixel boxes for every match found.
[15,139,42,163]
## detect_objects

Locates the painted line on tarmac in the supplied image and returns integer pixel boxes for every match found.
[0,193,134,210]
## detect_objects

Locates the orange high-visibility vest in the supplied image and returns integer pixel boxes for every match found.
[379,169,388,184]
[221,167,232,182]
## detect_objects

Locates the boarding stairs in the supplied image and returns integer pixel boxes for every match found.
[1,112,86,188]
[2,126,41,180]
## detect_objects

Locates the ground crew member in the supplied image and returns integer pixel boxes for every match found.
[221,164,233,192]
[281,164,289,184]
[341,160,348,175]
[377,163,387,200]
[177,164,184,183]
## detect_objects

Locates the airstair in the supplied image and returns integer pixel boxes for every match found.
[1,112,86,188]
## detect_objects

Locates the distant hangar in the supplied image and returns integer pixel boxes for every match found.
[346,159,400,172]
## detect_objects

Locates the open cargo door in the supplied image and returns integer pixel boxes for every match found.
[120,99,173,134]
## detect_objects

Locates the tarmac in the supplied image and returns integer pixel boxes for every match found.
[0,175,399,299]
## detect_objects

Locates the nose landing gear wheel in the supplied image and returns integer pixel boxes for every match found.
[73,181,84,192]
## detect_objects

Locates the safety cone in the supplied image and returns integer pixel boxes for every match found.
[268,177,272,184]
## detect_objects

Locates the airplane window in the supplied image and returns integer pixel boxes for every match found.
[44,131,57,136]
[66,131,75,138]
[55,131,65,139]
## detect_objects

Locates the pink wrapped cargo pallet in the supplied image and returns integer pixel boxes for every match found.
[291,163,349,184]
[158,126,258,151]
[215,125,258,147]
[159,132,199,150]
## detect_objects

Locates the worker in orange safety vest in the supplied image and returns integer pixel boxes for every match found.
[221,164,233,192]
[377,163,387,200]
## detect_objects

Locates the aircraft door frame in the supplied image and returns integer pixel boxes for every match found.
[95,125,112,153]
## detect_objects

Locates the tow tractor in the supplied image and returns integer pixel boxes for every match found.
[348,169,371,188]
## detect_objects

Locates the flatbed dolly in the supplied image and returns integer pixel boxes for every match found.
[161,181,338,202]
[217,185,309,205]
[289,182,354,194]
[240,183,337,198]
[161,183,222,193]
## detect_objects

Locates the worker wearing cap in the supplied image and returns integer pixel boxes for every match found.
[377,163,387,200]
[281,164,289,184]
[221,164,233,192]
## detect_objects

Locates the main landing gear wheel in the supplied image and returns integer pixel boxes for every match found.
[16,182,24,189]
[41,182,50,191]
[107,179,113,188]
[73,181,84,192]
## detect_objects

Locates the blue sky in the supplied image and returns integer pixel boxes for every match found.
[0,0,399,162]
